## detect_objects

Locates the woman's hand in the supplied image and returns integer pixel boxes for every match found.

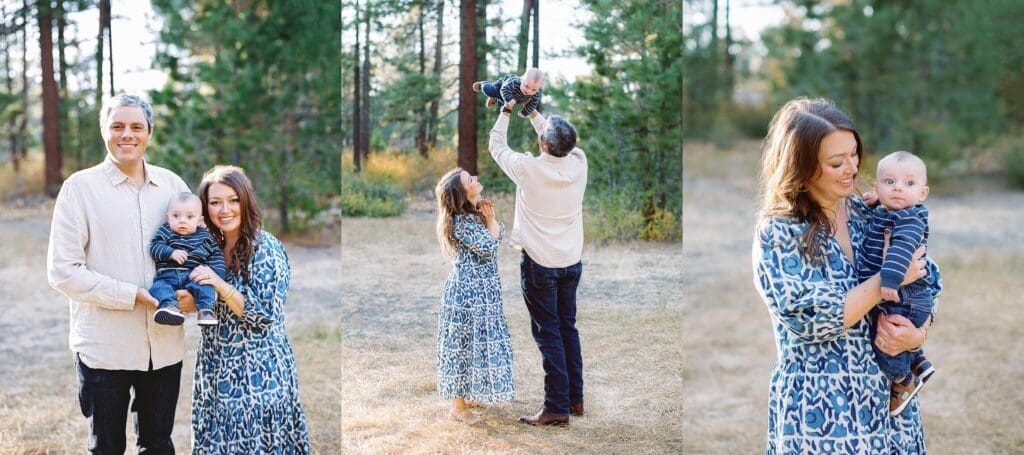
[176,290,197,313]
[875,313,927,355]
[478,198,495,223]
[190,265,228,295]
[881,229,927,286]
[477,198,500,238]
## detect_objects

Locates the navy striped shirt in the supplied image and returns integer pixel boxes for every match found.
[149,223,227,278]
[497,74,541,116]
[859,204,928,289]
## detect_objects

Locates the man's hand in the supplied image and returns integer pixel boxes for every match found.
[506,100,517,107]
[881,286,900,302]
[176,290,197,314]
[170,249,188,264]
[135,287,158,309]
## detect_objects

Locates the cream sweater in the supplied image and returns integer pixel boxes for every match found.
[488,113,587,268]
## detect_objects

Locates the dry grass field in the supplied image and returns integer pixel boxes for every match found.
[341,195,683,454]
[682,141,1024,453]
[0,201,341,453]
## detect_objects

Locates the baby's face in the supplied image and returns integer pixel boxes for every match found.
[874,160,929,210]
[166,199,203,235]
[520,78,543,96]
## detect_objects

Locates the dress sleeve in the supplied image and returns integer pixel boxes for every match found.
[754,219,847,343]
[453,215,501,261]
[236,233,290,330]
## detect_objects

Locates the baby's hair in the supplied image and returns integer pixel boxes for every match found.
[878,151,927,179]
[523,67,544,83]
[174,192,201,204]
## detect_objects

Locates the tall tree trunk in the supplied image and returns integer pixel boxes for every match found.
[724,0,733,97]
[96,0,105,109]
[531,0,538,68]
[18,0,28,168]
[516,0,531,74]
[427,0,443,148]
[104,0,113,94]
[39,0,62,196]
[531,0,539,111]
[56,0,67,165]
[352,0,361,172]
[416,1,427,157]
[709,0,719,105]
[3,3,18,171]
[457,0,477,174]
[359,0,371,163]
[473,0,487,153]
[280,112,294,233]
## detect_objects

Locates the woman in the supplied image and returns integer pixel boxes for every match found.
[753,98,936,453]
[181,165,309,453]
[434,168,515,425]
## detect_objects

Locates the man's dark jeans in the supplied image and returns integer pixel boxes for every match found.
[76,354,180,454]
[521,252,583,416]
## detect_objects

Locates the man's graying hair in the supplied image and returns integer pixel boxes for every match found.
[540,115,577,158]
[100,94,154,132]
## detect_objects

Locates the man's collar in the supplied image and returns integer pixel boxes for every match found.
[102,156,159,187]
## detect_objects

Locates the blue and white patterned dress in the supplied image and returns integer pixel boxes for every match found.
[753,197,926,454]
[437,213,515,403]
[192,230,310,454]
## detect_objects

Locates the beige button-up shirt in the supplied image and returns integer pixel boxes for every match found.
[488,113,588,268]
[47,157,190,371]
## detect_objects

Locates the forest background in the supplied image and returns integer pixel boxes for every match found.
[0,0,341,233]
[341,0,683,243]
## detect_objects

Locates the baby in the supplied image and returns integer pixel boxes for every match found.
[472,68,543,118]
[859,151,941,416]
[149,192,226,326]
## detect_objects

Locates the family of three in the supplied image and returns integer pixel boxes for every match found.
[754,98,942,453]
[434,81,588,427]
[46,94,309,453]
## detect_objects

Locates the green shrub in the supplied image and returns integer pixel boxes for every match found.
[728,102,774,139]
[639,208,681,242]
[341,175,407,217]
[583,192,646,244]
[1005,143,1024,189]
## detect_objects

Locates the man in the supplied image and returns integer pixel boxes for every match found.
[47,94,191,453]
[488,105,587,426]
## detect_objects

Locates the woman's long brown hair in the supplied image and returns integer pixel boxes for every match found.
[435,168,480,260]
[758,97,864,265]
[198,165,263,282]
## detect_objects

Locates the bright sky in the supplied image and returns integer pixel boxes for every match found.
[684,1,787,42]
[60,0,165,94]
[340,0,592,83]
[493,0,591,82]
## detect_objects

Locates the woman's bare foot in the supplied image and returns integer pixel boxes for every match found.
[450,408,482,425]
